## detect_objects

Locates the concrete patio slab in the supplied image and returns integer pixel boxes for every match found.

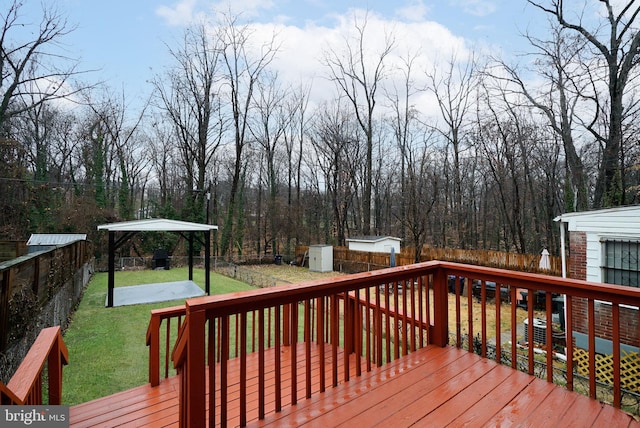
[108,280,204,307]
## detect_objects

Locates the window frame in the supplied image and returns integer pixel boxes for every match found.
[601,239,640,289]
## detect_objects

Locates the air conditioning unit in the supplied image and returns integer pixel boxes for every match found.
[523,318,547,345]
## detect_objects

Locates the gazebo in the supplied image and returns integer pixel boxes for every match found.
[97,218,218,307]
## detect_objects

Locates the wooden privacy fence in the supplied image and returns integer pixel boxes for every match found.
[0,239,92,382]
[296,245,562,276]
[0,241,28,263]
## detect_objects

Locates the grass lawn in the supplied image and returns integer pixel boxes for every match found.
[61,267,253,405]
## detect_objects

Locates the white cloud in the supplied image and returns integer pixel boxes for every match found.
[208,0,276,20]
[253,9,468,116]
[155,4,472,117]
[156,0,198,26]
[449,0,497,17]
[156,0,278,26]
[395,1,431,22]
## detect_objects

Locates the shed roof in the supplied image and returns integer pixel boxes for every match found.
[553,205,640,234]
[26,233,87,246]
[554,205,640,222]
[346,236,401,243]
[97,218,218,232]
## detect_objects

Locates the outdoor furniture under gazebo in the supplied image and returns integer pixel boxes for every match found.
[97,218,218,307]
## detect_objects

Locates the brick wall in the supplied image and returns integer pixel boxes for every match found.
[572,298,639,348]
[569,231,587,280]
[569,231,639,349]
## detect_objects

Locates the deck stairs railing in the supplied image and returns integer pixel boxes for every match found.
[0,326,68,405]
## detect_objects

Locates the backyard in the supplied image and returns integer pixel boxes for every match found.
[61,264,529,405]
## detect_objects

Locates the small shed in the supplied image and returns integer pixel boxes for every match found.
[346,236,401,254]
[309,245,333,273]
[26,234,87,253]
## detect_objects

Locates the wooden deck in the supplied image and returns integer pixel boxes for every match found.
[70,344,640,427]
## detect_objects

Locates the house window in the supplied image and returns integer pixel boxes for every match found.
[604,240,640,287]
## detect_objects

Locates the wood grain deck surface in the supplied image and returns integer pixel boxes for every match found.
[70,344,640,427]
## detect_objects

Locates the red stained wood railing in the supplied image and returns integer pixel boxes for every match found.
[168,261,640,427]
[443,262,640,410]
[0,326,68,405]
[146,304,186,386]
[171,262,442,427]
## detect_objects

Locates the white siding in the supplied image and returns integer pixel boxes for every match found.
[561,206,640,236]
[558,206,640,284]
[585,233,603,283]
[347,237,401,254]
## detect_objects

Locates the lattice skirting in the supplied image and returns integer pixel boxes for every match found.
[574,348,640,393]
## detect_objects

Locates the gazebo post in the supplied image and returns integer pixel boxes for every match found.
[107,231,115,307]
[205,230,211,295]
[188,232,194,281]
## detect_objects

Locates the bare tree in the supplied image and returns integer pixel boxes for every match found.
[528,0,640,207]
[310,100,360,246]
[153,22,225,223]
[148,118,183,217]
[404,129,439,262]
[427,52,479,248]
[322,11,394,236]
[385,50,423,244]
[491,23,590,211]
[217,12,279,257]
[0,1,86,131]
[248,73,289,254]
[282,84,311,253]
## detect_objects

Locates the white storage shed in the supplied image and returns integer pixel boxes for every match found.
[346,236,401,254]
[309,245,333,273]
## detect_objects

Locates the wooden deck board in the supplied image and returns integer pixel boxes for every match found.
[447,367,536,426]
[69,344,640,427]
[488,373,558,425]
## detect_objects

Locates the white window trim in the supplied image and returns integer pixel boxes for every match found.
[599,237,640,310]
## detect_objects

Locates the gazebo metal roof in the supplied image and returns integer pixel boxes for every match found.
[97,218,218,307]
[97,218,218,232]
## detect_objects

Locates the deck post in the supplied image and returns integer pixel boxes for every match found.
[148,314,160,387]
[185,307,206,428]
[431,267,449,347]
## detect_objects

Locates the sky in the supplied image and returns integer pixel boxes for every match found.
[16,0,549,112]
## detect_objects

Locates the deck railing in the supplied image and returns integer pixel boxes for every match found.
[146,305,186,386]
[0,326,68,405]
[170,261,640,427]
